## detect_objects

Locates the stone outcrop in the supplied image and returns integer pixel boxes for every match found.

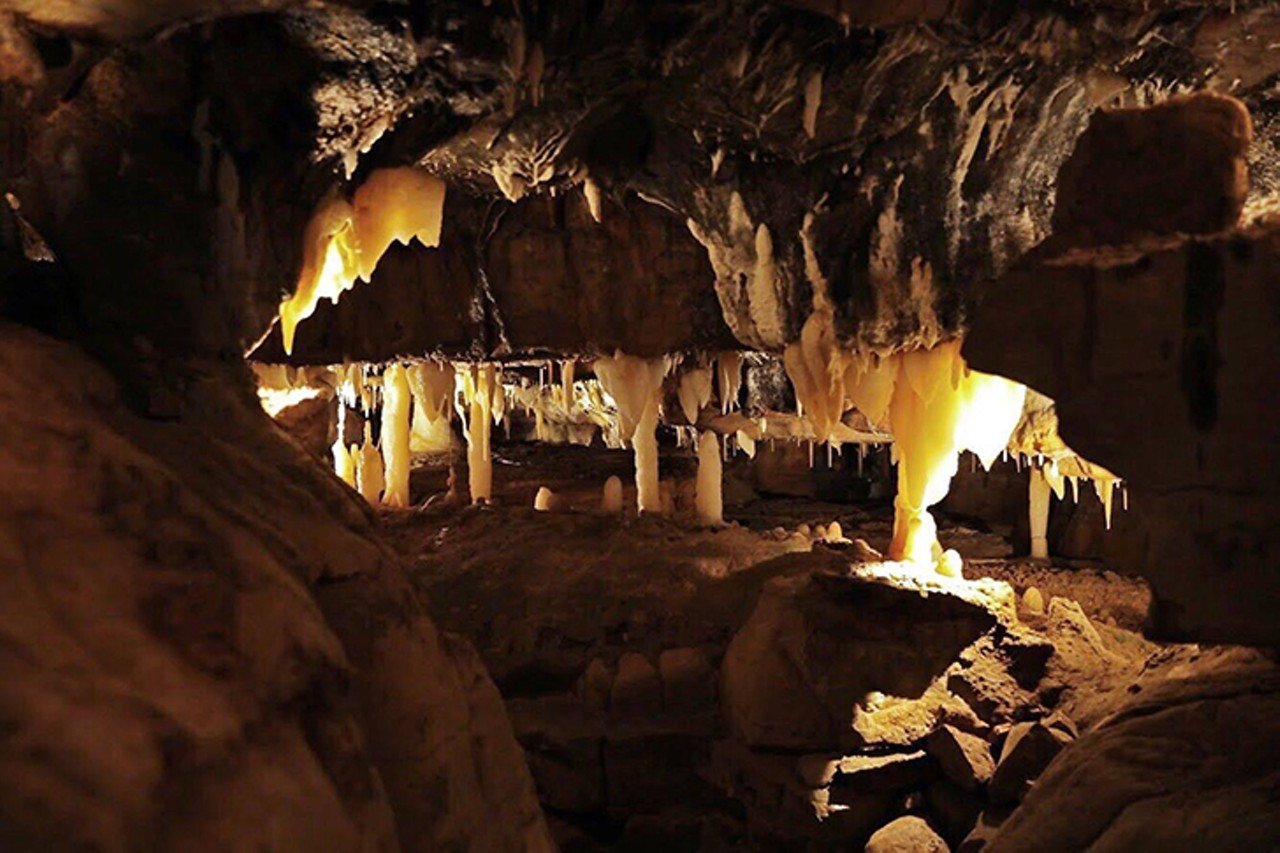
[988,664,1280,851]
[720,572,999,751]
[966,223,1280,645]
[0,325,550,850]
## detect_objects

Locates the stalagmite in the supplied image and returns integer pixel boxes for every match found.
[458,364,496,503]
[533,486,556,511]
[695,431,723,524]
[677,366,713,424]
[380,364,412,508]
[355,427,384,505]
[1024,586,1046,614]
[716,352,743,413]
[561,359,576,410]
[1029,466,1051,560]
[594,353,667,513]
[279,168,446,354]
[602,475,624,513]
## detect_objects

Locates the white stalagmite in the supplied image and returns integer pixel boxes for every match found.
[594,353,667,513]
[602,475,624,513]
[534,486,555,511]
[380,364,412,508]
[458,364,497,503]
[677,365,713,425]
[695,431,723,524]
[716,352,743,413]
[355,426,384,505]
[1029,466,1051,560]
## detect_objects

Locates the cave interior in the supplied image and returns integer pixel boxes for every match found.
[2,0,1279,850]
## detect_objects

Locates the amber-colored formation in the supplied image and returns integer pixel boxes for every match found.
[279,168,446,354]
[595,353,668,514]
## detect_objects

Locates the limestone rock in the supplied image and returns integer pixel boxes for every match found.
[928,725,995,791]
[658,647,717,713]
[0,327,552,851]
[865,815,949,853]
[988,673,1280,851]
[721,572,997,750]
[988,718,1075,805]
[1050,93,1251,247]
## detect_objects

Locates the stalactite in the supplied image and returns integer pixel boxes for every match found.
[737,429,757,458]
[716,352,743,414]
[802,69,823,139]
[279,168,446,354]
[594,353,667,513]
[677,365,713,425]
[695,431,723,524]
[380,363,411,508]
[333,403,356,487]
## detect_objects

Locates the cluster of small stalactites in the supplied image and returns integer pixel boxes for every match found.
[252,340,1123,572]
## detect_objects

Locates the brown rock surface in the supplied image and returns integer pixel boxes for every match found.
[1050,93,1251,247]
[989,663,1280,851]
[0,325,550,851]
[967,223,1280,645]
[720,572,998,750]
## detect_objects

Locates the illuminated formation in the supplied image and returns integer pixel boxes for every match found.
[695,431,723,524]
[594,353,668,514]
[457,364,500,504]
[278,167,447,354]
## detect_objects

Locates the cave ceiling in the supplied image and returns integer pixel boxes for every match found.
[4,0,1280,361]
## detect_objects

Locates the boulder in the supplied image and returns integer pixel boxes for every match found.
[865,815,949,853]
[988,718,1075,805]
[988,672,1280,851]
[611,652,664,720]
[721,572,997,750]
[927,725,995,791]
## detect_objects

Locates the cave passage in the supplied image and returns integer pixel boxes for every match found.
[4,1,1280,851]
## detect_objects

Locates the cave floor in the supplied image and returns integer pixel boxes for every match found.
[373,441,1274,850]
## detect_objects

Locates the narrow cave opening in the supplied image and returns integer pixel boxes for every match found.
[3,2,1279,851]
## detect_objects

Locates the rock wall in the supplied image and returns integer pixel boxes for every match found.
[0,324,550,850]
[253,190,734,363]
[967,226,1280,645]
